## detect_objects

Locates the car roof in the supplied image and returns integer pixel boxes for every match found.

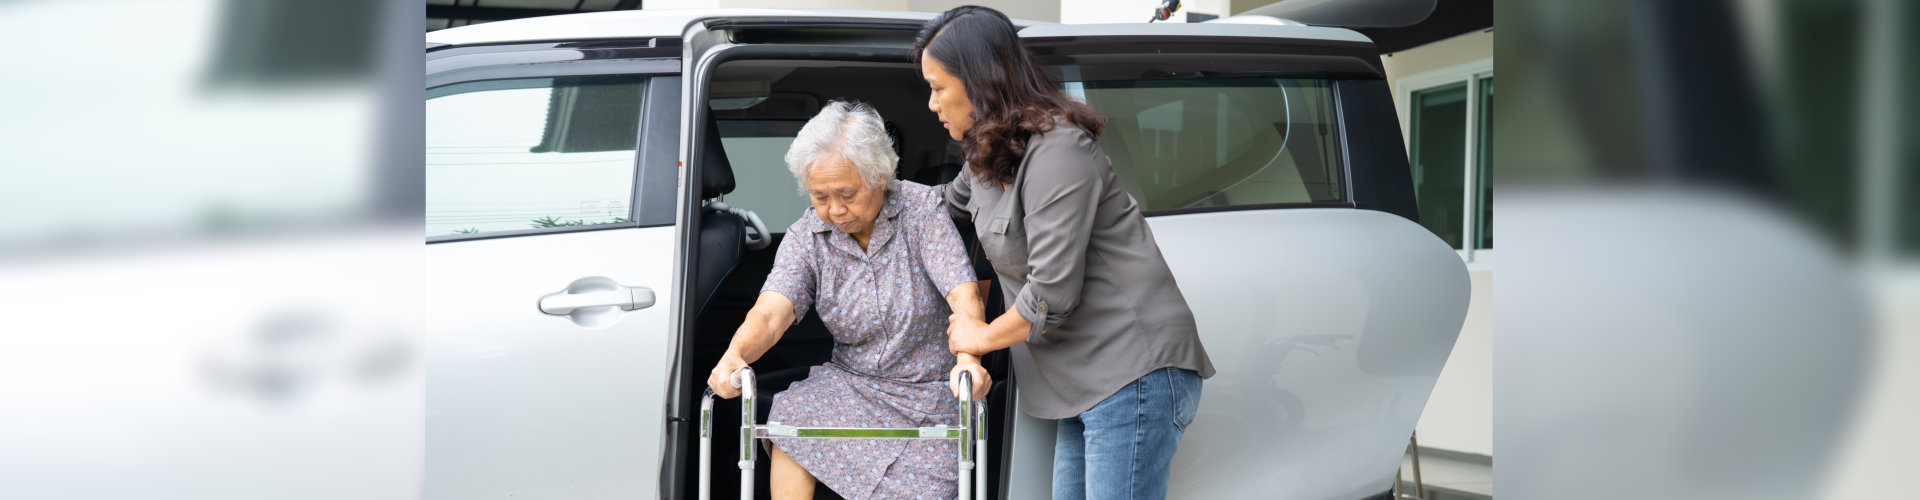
[425,9,1370,48]
[1020,21,1370,44]
[427,9,947,47]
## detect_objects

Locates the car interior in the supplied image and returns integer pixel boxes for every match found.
[682,58,1015,500]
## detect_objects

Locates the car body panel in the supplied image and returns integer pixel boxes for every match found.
[425,228,679,500]
[1152,208,1468,499]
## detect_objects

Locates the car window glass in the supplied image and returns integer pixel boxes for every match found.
[716,119,813,232]
[1066,78,1346,211]
[425,76,645,238]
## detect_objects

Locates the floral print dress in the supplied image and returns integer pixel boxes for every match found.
[760,180,977,499]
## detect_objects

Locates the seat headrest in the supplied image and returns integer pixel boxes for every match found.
[884,121,904,161]
[912,162,964,186]
[701,113,736,198]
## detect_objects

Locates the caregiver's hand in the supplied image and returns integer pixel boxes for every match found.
[950,353,991,400]
[947,312,991,355]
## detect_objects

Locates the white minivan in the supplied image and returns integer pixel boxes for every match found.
[425,9,1468,500]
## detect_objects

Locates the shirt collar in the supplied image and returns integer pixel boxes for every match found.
[803,180,903,234]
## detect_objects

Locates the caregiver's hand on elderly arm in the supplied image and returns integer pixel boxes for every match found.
[944,276,1031,357]
[941,282,991,400]
[947,306,1032,357]
[707,291,798,399]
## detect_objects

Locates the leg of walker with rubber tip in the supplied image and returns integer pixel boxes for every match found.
[698,367,987,500]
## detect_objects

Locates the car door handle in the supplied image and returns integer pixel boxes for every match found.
[538,278,655,316]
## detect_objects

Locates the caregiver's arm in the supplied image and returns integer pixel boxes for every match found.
[708,291,797,399]
[949,129,1101,357]
[947,305,1031,357]
[938,164,975,220]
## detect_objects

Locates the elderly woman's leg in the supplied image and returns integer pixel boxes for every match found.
[769,443,816,500]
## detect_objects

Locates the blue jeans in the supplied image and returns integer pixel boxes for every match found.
[1053,368,1204,500]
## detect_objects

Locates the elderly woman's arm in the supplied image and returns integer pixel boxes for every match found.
[905,184,993,400]
[708,291,799,399]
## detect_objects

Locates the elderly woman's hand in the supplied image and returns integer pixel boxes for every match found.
[707,354,749,399]
[949,353,991,400]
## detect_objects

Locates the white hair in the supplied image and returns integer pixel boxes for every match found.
[784,101,897,192]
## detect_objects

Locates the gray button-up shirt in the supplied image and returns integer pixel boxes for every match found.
[942,121,1215,419]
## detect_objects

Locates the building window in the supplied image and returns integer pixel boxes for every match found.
[1399,60,1493,264]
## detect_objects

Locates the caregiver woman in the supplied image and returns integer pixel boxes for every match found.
[914,6,1215,499]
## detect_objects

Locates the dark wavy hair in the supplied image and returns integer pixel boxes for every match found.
[912,6,1106,186]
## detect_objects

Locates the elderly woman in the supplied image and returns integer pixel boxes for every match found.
[705,101,991,500]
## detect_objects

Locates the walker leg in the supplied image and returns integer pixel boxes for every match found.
[975,401,988,500]
[735,368,757,500]
[956,372,973,500]
[699,391,714,500]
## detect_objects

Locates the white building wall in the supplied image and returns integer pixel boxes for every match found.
[1383,29,1496,458]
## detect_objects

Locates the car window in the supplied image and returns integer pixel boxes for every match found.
[716,119,813,233]
[425,76,646,238]
[1065,78,1346,211]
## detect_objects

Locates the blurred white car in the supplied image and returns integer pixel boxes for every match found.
[424,9,1468,500]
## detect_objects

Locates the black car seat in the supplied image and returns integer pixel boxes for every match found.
[911,161,964,186]
[693,113,744,314]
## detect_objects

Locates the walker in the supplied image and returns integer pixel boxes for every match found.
[699,367,988,500]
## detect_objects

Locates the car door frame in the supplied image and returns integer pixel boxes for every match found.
[662,19,934,498]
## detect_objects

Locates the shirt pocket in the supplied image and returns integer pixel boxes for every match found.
[978,215,1030,277]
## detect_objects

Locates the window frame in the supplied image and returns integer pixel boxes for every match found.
[1396,58,1494,267]
[424,43,681,244]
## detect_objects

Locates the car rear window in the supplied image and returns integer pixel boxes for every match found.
[1064,78,1346,212]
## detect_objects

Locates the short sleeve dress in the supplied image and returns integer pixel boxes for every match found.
[759,180,977,499]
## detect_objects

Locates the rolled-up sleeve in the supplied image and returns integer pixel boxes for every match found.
[1013,134,1102,343]
[760,218,819,324]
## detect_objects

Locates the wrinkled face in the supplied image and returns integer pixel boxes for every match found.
[921,54,975,141]
[804,156,887,236]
